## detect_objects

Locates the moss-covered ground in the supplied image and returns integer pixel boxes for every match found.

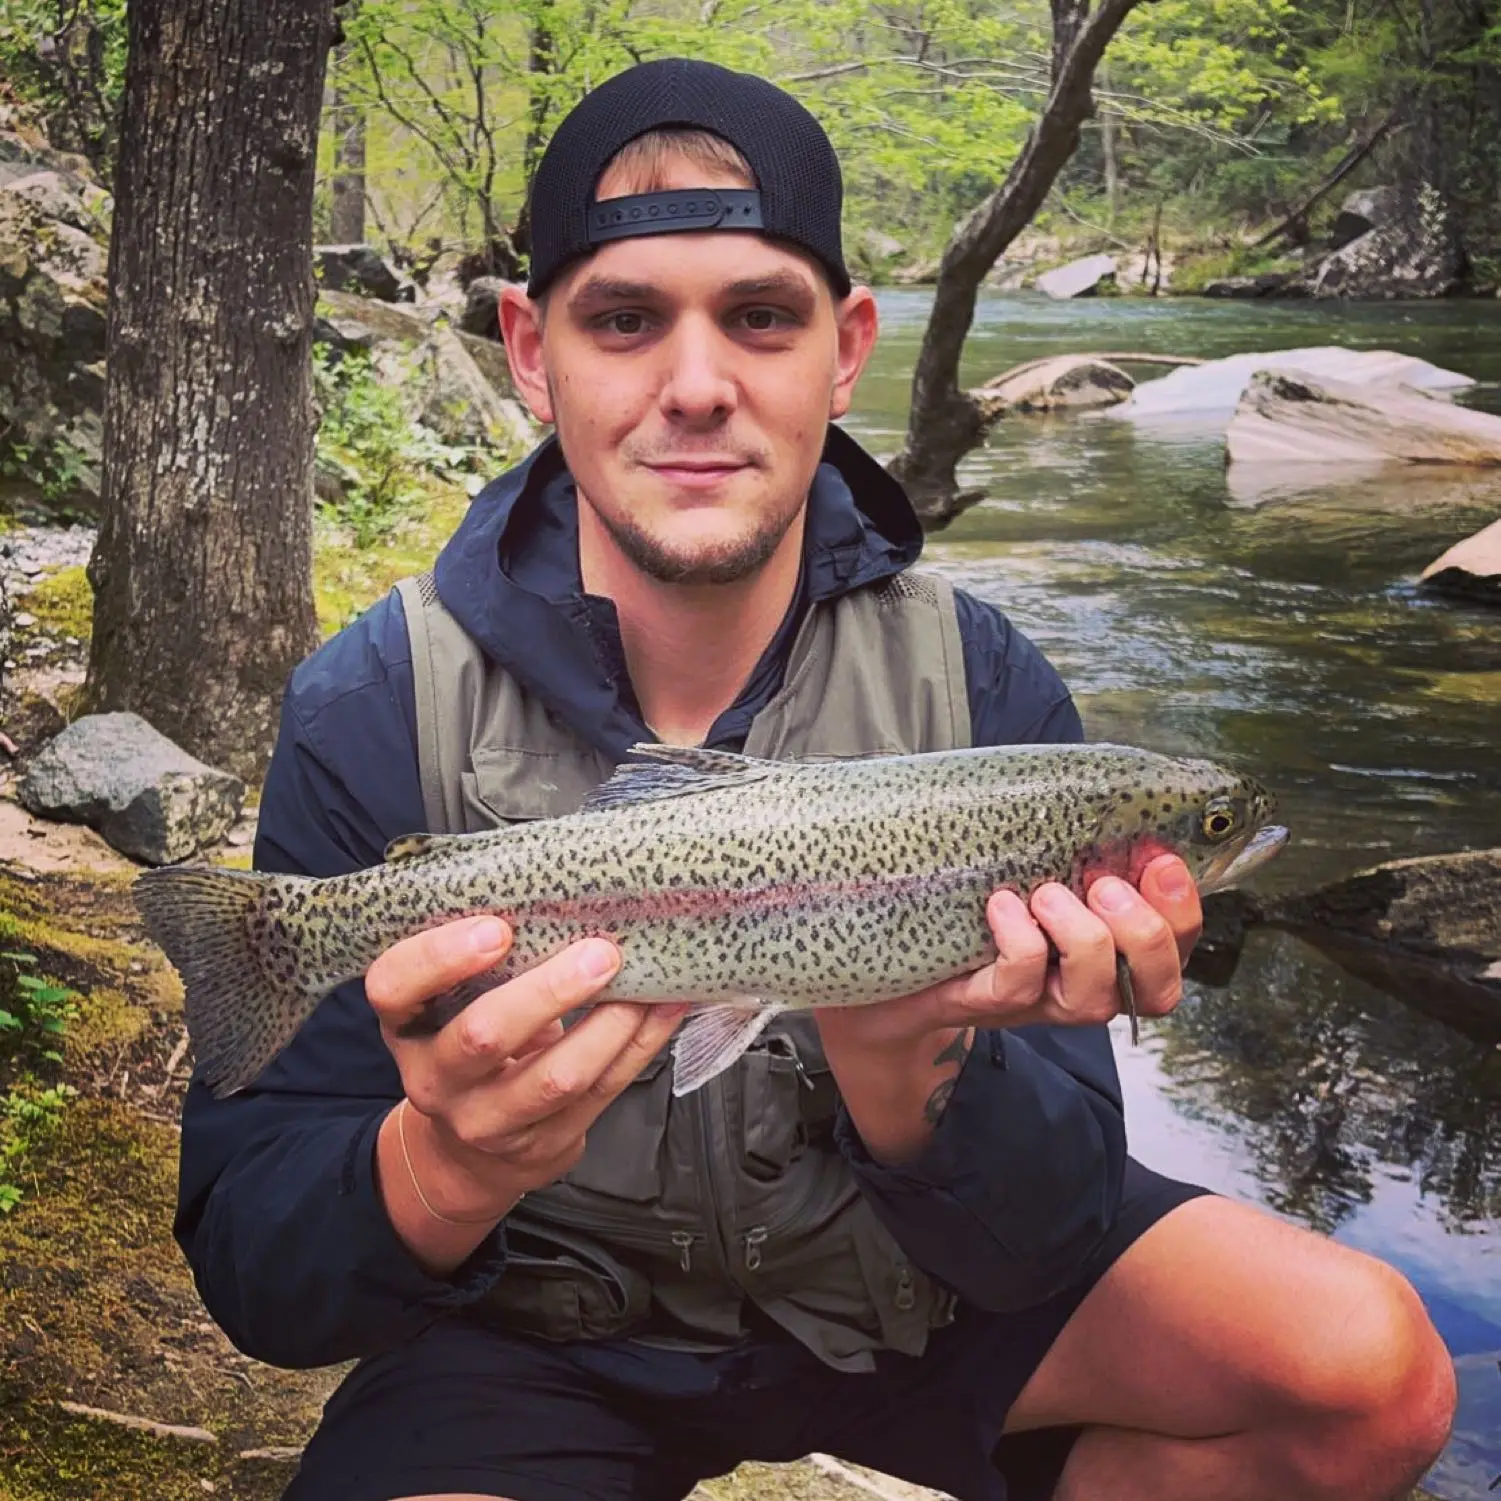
[0,860,336,1498]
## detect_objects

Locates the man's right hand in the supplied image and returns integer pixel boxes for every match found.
[366,914,684,1273]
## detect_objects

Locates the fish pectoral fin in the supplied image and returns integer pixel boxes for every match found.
[670,1001,788,1096]
[580,744,782,813]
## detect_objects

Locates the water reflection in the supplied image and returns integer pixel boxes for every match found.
[846,290,1501,1494]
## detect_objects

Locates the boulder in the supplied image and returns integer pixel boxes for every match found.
[311,289,536,456]
[1328,185,1401,251]
[18,712,245,865]
[313,288,430,350]
[314,243,415,303]
[0,180,109,512]
[891,257,939,285]
[1110,346,1475,432]
[1294,183,1467,299]
[1419,516,1501,605]
[1201,274,1291,298]
[458,276,504,340]
[1226,368,1501,467]
[1267,848,1501,1038]
[855,229,907,270]
[1035,253,1117,299]
[417,329,534,452]
[974,355,1134,413]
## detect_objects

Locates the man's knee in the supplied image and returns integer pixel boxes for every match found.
[1282,1257,1456,1496]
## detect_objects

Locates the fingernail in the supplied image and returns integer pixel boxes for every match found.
[1155,862,1192,899]
[469,917,509,954]
[1033,883,1068,915]
[1092,878,1135,914]
[577,940,619,980]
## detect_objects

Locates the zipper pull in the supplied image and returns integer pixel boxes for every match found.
[671,1230,695,1272]
[744,1225,768,1271]
[894,1265,917,1311]
[783,1035,815,1090]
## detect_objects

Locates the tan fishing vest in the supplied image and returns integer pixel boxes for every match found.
[394,566,972,1372]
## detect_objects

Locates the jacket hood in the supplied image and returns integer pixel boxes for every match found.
[431,425,925,760]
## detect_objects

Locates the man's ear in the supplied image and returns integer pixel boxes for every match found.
[498,285,555,426]
[828,285,879,421]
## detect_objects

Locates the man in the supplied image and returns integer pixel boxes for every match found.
[175,58,1455,1501]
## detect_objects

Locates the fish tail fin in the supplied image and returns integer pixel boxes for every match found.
[133,865,321,1098]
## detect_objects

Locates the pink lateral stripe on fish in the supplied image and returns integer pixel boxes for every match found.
[132,741,1287,1099]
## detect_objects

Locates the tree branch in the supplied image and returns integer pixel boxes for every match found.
[888,0,1149,525]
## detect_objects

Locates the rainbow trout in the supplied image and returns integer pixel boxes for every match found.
[134,742,1287,1099]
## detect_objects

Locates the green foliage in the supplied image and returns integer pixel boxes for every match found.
[0,1078,76,1214]
[0,0,126,179]
[313,346,487,549]
[0,950,78,1215]
[0,432,95,509]
[0,950,78,1069]
[328,0,1501,278]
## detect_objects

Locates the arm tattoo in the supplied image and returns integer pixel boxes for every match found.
[922,1029,974,1127]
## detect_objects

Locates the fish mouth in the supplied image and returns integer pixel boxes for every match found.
[1198,823,1289,895]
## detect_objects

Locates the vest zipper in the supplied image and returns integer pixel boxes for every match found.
[670,1230,701,1272]
[743,1225,768,1271]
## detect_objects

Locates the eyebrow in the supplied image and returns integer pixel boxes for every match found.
[567,268,818,312]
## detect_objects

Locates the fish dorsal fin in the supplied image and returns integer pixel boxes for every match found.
[384,831,493,863]
[579,743,780,813]
[627,743,778,775]
[670,1001,788,1095]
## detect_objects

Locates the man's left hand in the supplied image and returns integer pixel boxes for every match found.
[813,854,1202,1164]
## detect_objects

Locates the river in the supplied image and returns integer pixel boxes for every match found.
[843,290,1501,1497]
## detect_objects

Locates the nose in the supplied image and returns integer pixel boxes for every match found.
[657,314,737,428]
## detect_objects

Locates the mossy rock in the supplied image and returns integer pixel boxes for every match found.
[16,565,92,643]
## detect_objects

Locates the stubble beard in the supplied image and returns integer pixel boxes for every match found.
[597,499,801,586]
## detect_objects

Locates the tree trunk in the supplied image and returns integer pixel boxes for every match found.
[85,0,331,782]
[329,42,367,244]
[1100,66,1119,222]
[887,0,1146,527]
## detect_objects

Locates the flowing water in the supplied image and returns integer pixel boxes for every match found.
[845,291,1501,1496]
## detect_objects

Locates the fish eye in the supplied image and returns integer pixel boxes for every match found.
[1201,799,1240,842]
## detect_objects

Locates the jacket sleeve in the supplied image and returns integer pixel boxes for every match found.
[173,594,509,1368]
[837,587,1128,1311]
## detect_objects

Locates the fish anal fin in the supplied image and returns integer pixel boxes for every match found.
[670,1001,787,1096]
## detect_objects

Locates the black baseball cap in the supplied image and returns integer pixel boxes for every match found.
[526,58,850,300]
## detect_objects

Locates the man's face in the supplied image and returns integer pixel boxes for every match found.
[501,156,878,587]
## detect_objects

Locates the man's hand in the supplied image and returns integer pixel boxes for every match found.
[366,915,685,1274]
[815,854,1202,1165]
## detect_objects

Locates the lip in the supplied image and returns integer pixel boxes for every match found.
[644,459,751,490]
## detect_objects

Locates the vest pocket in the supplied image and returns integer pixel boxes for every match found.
[473,1217,652,1341]
[740,1018,838,1179]
[557,1047,672,1202]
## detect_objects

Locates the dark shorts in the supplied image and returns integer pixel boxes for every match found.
[286,1160,1208,1501]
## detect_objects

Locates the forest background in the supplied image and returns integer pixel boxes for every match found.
[4,0,1501,295]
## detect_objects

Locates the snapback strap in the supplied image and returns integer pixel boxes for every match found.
[585,188,764,244]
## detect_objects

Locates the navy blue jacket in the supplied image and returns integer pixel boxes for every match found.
[174,428,1127,1371]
